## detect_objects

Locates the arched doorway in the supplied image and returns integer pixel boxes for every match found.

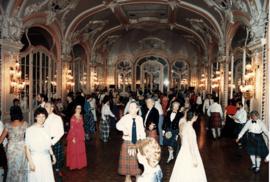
[135,56,169,93]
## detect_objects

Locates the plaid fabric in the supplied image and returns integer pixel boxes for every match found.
[84,111,96,134]
[210,112,222,128]
[163,129,179,149]
[99,117,110,142]
[246,133,268,158]
[146,130,159,142]
[118,141,141,176]
[52,141,64,170]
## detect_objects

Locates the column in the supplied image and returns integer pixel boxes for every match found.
[230,54,234,99]
[242,48,246,104]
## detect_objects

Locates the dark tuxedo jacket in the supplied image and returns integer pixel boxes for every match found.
[144,107,160,134]
[163,110,184,131]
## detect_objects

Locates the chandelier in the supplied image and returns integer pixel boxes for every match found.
[239,63,255,99]
[9,57,25,95]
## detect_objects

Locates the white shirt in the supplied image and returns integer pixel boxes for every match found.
[144,108,153,126]
[44,113,64,145]
[207,102,223,118]
[170,112,176,121]
[238,119,268,139]
[116,114,146,141]
[234,108,247,124]
[203,98,213,114]
[196,96,202,105]
[89,98,96,110]
[0,121,8,147]
[136,165,163,182]
[101,103,115,120]
[155,101,164,115]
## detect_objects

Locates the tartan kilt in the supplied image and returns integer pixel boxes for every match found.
[118,141,141,176]
[246,133,269,158]
[163,129,179,149]
[146,130,159,142]
[99,118,110,142]
[210,112,222,128]
[52,141,64,170]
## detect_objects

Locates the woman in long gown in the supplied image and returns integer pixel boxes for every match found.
[0,106,28,182]
[25,107,56,182]
[66,104,87,170]
[170,110,207,182]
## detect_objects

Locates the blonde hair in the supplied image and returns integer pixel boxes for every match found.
[136,138,161,168]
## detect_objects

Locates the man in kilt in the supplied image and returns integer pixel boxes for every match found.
[44,102,65,181]
[100,96,115,142]
[116,101,146,182]
[207,97,223,139]
[236,110,269,173]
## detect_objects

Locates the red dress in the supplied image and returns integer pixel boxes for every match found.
[66,115,87,170]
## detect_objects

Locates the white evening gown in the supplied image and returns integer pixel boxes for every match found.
[170,122,207,182]
[25,125,55,182]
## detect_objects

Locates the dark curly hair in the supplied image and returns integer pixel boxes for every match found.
[34,107,48,122]
[10,106,23,121]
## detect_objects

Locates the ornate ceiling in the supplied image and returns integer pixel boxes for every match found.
[0,0,267,65]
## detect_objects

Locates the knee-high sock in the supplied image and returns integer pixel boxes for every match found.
[250,155,256,166]
[211,128,216,138]
[256,156,261,168]
[168,148,174,160]
[217,128,221,137]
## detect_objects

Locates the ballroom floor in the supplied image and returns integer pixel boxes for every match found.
[62,117,269,182]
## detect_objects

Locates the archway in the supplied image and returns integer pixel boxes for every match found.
[135,56,169,93]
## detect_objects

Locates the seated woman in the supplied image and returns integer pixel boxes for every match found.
[136,138,163,182]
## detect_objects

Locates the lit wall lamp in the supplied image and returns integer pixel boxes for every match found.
[66,68,75,91]
[199,74,206,89]
[80,72,87,86]
[9,59,25,94]
[239,63,256,99]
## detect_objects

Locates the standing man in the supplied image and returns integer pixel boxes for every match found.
[229,102,247,148]
[203,94,214,129]
[207,98,223,139]
[144,97,159,142]
[44,102,65,181]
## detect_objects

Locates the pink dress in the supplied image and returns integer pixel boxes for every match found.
[66,115,87,170]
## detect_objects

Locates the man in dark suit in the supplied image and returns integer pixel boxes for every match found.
[144,97,159,141]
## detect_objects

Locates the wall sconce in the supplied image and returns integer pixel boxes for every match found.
[9,59,25,94]
[80,72,87,86]
[66,69,75,90]
[199,74,206,89]
[240,63,256,99]
[211,68,221,89]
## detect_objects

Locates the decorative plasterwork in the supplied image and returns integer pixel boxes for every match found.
[186,18,218,44]
[73,20,108,43]
[24,0,79,28]
[138,37,166,50]
[248,1,267,40]
[202,0,234,24]
[0,15,24,42]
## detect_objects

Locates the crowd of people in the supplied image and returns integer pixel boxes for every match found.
[0,87,268,182]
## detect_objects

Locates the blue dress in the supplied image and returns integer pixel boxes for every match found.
[84,100,96,134]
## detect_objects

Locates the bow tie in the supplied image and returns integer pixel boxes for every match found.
[252,120,257,124]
